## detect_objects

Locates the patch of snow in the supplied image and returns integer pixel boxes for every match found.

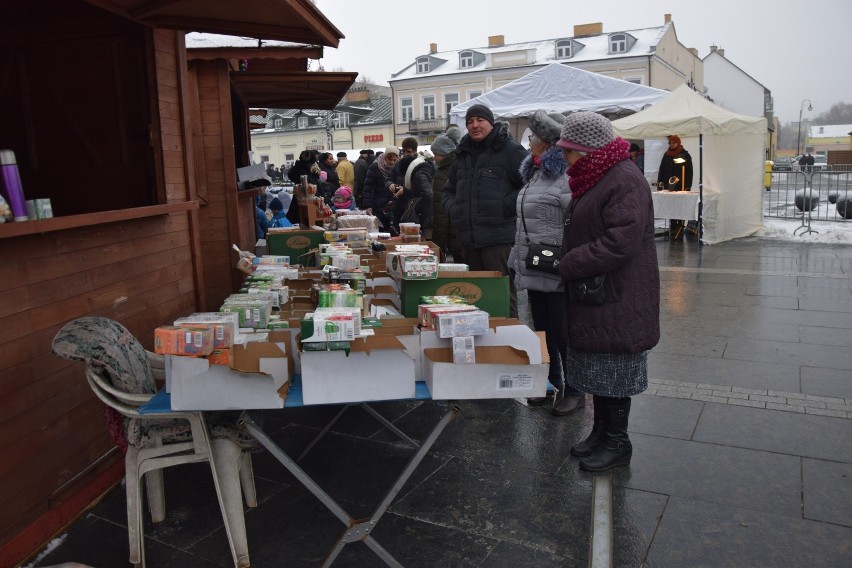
[755,218,852,244]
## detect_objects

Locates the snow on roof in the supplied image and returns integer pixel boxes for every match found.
[185,32,308,49]
[391,24,669,81]
[808,124,852,138]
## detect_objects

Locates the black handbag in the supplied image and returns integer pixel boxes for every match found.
[520,189,562,275]
[565,200,607,306]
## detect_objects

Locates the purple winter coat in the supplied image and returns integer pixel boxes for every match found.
[558,159,660,354]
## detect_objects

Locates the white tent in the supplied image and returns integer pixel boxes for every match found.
[611,85,767,245]
[449,63,669,124]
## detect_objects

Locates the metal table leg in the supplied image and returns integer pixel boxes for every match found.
[239,405,460,567]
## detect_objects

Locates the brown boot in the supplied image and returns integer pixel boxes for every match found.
[552,394,585,416]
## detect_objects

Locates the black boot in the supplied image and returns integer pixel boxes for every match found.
[570,395,605,457]
[579,398,632,472]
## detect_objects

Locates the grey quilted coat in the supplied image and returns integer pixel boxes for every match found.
[508,146,571,293]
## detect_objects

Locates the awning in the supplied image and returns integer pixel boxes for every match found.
[85,0,344,47]
[230,71,358,109]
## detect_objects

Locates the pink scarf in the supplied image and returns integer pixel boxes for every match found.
[566,138,631,199]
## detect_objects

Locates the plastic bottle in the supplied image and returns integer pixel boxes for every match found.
[0,150,29,221]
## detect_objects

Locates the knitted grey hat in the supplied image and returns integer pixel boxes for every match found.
[528,111,566,143]
[556,111,615,152]
[445,125,463,144]
[431,134,457,156]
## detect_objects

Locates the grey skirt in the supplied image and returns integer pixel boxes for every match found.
[566,348,649,398]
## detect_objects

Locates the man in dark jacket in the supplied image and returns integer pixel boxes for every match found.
[353,149,370,209]
[443,104,527,317]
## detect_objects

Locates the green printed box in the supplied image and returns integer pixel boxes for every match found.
[399,271,509,318]
[267,230,325,267]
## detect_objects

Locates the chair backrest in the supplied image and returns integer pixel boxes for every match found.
[52,317,156,395]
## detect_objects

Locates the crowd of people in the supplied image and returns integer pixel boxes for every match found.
[257,105,662,473]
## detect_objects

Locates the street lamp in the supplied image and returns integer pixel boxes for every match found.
[797,98,813,157]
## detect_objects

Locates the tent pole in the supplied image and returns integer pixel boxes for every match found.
[698,133,704,246]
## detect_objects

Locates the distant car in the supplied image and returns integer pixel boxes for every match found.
[813,155,828,171]
[773,157,794,171]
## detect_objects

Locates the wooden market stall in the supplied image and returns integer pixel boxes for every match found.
[0,1,351,565]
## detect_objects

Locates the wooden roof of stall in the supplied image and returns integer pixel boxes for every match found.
[230,71,358,110]
[84,0,344,46]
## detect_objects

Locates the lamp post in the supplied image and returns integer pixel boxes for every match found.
[797,98,813,157]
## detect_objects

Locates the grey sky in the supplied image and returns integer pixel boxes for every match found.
[314,0,851,124]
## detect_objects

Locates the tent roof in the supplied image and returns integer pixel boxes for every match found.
[611,84,766,138]
[449,63,669,122]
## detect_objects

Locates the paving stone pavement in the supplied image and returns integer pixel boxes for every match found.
[25,235,852,568]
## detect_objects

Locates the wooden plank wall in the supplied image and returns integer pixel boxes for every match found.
[192,60,242,311]
[0,29,200,556]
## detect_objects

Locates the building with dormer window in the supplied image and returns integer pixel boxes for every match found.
[389,15,703,145]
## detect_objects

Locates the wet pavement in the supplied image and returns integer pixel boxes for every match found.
[28,235,852,568]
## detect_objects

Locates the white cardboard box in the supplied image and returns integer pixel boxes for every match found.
[167,355,289,410]
[421,325,549,400]
[299,335,416,404]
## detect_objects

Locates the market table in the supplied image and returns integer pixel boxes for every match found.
[140,377,459,568]
[651,190,700,238]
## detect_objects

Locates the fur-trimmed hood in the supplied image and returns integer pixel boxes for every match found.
[457,120,512,154]
[520,146,568,183]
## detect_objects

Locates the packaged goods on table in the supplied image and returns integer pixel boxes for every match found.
[385,252,438,280]
[174,312,240,348]
[419,304,479,330]
[434,309,490,338]
[155,325,214,357]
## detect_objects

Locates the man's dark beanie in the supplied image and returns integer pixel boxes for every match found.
[465,104,494,126]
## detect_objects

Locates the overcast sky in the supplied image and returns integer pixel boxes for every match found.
[314,0,851,124]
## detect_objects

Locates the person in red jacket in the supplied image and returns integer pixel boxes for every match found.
[556,111,661,472]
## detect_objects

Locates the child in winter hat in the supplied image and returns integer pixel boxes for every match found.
[332,185,355,210]
[556,111,615,152]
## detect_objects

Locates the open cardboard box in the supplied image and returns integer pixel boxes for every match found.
[421,324,549,399]
[167,354,289,410]
[299,334,416,404]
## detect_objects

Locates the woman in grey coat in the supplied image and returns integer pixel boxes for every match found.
[508,111,585,416]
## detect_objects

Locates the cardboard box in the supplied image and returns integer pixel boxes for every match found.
[300,335,416,404]
[230,331,289,374]
[399,271,510,317]
[167,355,289,410]
[420,325,549,399]
[385,252,438,280]
[267,230,325,266]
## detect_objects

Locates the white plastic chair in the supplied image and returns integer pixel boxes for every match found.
[52,317,256,567]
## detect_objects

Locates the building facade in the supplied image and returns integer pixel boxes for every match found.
[389,15,704,145]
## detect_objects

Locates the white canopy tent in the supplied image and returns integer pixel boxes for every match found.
[449,63,669,125]
[612,85,767,244]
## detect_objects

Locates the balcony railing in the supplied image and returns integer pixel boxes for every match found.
[408,117,448,133]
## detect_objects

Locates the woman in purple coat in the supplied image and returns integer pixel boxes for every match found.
[555,111,660,472]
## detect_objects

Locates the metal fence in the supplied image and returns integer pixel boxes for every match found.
[765,166,852,227]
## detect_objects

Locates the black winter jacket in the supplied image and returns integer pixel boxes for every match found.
[442,122,527,248]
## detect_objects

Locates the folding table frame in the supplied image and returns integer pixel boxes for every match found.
[238,402,460,568]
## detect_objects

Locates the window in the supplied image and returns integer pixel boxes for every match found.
[284,153,295,162]
[468,90,482,101]
[609,34,627,53]
[297,116,308,129]
[422,95,436,120]
[459,51,473,69]
[416,56,430,73]
[556,40,572,59]
[625,77,642,85]
[260,155,270,163]
[334,112,349,129]
[401,97,413,122]
[443,93,459,115]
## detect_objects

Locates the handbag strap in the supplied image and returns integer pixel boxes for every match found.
[564,199,578,251]
[519,185,531,245]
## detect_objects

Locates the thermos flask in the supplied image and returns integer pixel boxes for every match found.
[0,149,29,221]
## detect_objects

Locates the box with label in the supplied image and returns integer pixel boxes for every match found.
[267,229,325,267]
[386,253,438,280]
[154,326,214,357]
[300,308,361,342]
[435,310,490,338]
[399,271,509,318]
[174,312,240,349]
[300,335,416,405]
[420,325,548,399]
[419,304,479,330]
